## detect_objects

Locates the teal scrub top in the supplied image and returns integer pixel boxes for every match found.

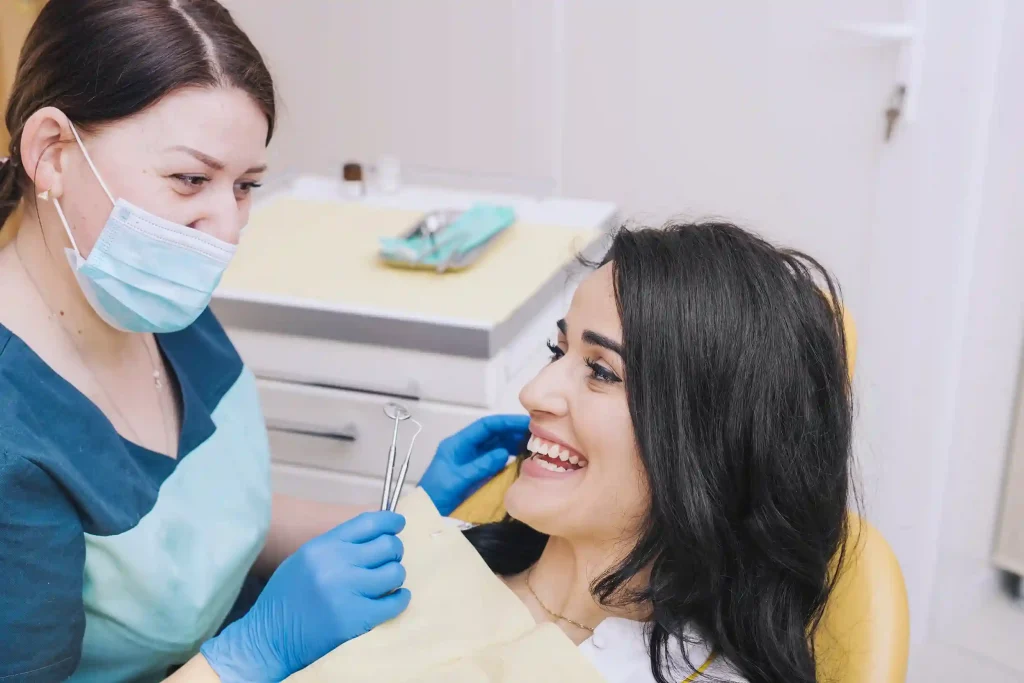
[0,309,272,682]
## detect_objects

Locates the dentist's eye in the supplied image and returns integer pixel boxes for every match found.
[235,180,263,197]
[171,174,208,195]
[172,174,208,187]
[546,340,564,363]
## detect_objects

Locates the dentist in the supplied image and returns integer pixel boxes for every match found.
[0,1,526,682]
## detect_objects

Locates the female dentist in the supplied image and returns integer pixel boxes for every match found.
[0,1,527,681]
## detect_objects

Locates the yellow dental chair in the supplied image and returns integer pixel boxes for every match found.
[452,308,910,683]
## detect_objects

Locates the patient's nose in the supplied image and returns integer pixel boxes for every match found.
[519,362,569,417]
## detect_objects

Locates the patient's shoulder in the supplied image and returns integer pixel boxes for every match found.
[693,654,747,682]
[581,617,747,682]
[667,634,747,682]
[664,629,747,682]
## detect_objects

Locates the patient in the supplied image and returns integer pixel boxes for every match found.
[464,221,853,683]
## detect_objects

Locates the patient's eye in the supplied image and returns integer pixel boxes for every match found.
[546,340,564,363]
[585,358,621,384]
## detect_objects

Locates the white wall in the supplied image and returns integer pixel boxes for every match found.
[224,0,1024,650]
[231,0,562,193]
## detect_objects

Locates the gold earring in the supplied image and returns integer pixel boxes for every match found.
[37,189,50,201]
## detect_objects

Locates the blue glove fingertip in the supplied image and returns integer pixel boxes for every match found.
[484,447,513,475]
[383,587,412,614]
[333,511,406,543]
[481,414,530,434]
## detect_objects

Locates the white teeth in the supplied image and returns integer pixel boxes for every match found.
[534,457,572,473]
[536,459,561,472]
[528,435,588,468]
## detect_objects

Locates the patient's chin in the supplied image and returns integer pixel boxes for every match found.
[504,476,583,537]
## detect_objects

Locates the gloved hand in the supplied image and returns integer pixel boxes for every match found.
[200,512,410,682]
[420,414,530,516]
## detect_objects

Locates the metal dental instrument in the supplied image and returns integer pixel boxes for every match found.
[389,418,422,512]
[380,402,421,512]
[381,402,410,511]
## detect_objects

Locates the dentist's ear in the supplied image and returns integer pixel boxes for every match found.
[19,106,73,201]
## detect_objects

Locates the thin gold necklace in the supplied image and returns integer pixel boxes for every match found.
[140,334,176,457]
[525,568,596,633]
[16,239,174,455]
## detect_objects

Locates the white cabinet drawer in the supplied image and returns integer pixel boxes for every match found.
[224,284,567,409]
[258,378,490,482]
[271,462,386,507]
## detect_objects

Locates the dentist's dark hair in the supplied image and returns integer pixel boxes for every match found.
[466,221,855,683]
[0,0,275,229]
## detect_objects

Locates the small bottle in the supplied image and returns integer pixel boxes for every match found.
[342,162,364,199]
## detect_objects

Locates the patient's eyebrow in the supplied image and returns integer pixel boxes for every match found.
[582,330,623,357]
[558,319,624,357]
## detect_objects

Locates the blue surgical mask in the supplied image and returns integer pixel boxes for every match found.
[50,122,237,334]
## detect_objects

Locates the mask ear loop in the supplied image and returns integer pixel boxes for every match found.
[50,121,117,258]
[50,198,80,255]
[67,122,115,206]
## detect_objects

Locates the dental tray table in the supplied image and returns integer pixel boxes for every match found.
[211,174,617,506]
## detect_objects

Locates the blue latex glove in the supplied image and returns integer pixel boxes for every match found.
[420,414,530,516]
[200,512,410,682]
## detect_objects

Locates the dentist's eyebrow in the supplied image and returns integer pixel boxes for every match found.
[557,319,623,357]
[167,145,267,174]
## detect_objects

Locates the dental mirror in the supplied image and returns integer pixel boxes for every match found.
[381,402,412,509]
[384,402,411,422]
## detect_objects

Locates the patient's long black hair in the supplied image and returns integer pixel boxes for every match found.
[465,221,854,683]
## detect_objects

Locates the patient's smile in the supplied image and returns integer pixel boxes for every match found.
[525,433,587,475]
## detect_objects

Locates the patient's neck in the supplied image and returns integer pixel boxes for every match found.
[511,535,650,641]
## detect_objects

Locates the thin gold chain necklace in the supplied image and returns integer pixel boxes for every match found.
[525,569,596,633]
[140,333,176,457]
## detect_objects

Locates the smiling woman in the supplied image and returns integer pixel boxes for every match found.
[465,222,854,683]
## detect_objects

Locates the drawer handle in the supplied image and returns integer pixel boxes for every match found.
[258,374,420,401]
[267,420,359,443]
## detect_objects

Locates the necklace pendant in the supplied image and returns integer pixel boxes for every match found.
[153,371,163,389]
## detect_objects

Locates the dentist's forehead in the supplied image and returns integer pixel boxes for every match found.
[119,88,268,170]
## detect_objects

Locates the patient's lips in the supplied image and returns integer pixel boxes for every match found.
[524,431,587,476]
